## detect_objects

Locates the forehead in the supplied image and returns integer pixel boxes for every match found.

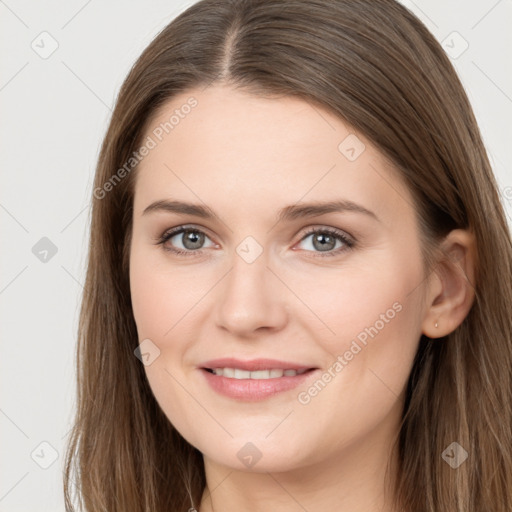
[132,84,415,226]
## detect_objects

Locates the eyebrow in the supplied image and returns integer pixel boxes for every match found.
[142,198,379,223]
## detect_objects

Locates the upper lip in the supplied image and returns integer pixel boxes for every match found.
[200,358,317,372]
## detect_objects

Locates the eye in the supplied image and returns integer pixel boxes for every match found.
[294,227,354,258]
[156,225,216,256]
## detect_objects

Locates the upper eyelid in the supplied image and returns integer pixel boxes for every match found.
[160,224,215,242]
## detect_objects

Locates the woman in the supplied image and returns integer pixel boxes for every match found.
[63,0,512,510]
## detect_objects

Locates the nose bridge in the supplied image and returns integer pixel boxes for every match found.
[231,238,268,288]
[214,236,286,333]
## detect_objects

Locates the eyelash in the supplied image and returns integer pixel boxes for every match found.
[155,225,355,259]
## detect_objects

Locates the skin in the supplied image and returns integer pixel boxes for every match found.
[129,84,476,511]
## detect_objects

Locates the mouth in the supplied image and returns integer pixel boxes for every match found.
[199,358,320,401]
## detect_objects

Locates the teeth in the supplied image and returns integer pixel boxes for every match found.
[234,368,251,379]
[211,368,309,379]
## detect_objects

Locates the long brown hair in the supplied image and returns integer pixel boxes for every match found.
[63,0,512,510]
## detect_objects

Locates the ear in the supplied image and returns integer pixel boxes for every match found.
[421,229,477,339]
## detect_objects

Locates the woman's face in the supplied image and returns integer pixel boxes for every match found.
[129,84,429,473]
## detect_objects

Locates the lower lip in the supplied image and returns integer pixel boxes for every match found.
[200,368,318,401]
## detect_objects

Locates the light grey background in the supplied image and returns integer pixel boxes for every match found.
[1,1,511,510]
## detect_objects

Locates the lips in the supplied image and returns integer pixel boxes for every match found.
[199,357,319,401]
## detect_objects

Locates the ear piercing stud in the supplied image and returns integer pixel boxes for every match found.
[435,322,439,328]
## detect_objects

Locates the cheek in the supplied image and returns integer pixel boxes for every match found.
[296,245,424,395]
[129,244,197,339]
[130,248,206,446]
[288,251,421,348]
[290,283,422,462]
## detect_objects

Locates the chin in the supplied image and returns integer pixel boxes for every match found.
[197,435,314,474]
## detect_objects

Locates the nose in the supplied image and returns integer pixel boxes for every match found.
[214,247,288,337]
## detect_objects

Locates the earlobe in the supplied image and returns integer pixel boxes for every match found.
[421,229,477,339]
